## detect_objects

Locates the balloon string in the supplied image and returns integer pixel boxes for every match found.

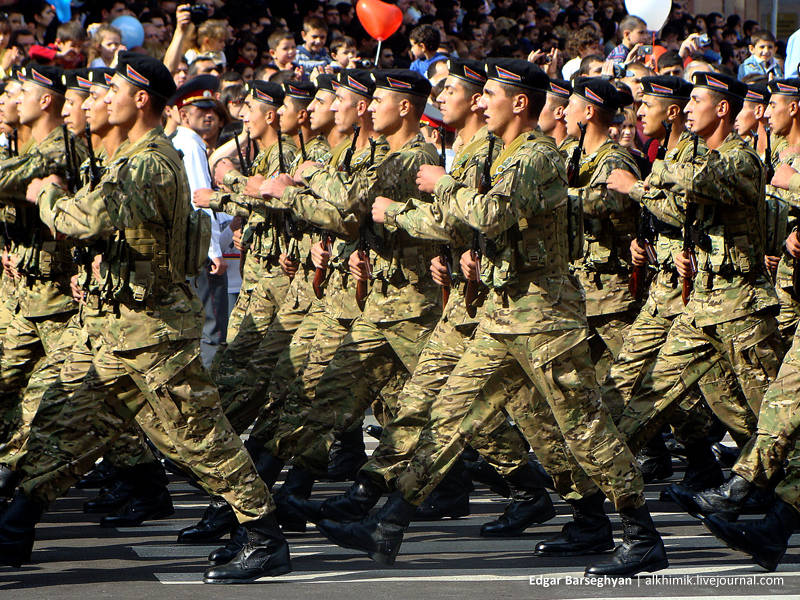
[375,40,382,65]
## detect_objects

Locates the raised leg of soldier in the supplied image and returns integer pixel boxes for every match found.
[587,309,637,385]
[616,312,781,455]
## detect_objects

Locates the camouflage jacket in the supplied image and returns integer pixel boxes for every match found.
[39,127,203,350]
[434,129,587,337]
[569,138,640,317]
[630,131,710,319]
[643,131,778,327]
[0,125,86,318]
[763,138,797,294]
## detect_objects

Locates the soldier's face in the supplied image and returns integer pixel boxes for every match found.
[368,89,402,134]
[62,89,88,134]
[539,94,565,136]
[277,97,302,136]
[242,98,269,138]
[437,77,474,128]
[331,88,360,133]
[83,85,111,134]
[308,90,335,133]
[477,80,514,135]
[564,95,589,138]
[17,82,46,126]
[180,105,217,138]
[105,76,140,127]
[765,95,795,137]
[0,81,21,126]
[684,88,722,136]
[735,101,759,136]
[638,94,668,138]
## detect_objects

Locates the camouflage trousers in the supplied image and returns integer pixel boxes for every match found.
[268,313,439,476]
[616,310,784,455]
[601,306,732,446]
[18,315,272,522]
[0,271,14,353]
[223,267,315,435]
[0,309,74,452]
[775,285,800,346]
[587,308,638,384]
[733,325,800,509]
[361,301,532,489]
[0,311,155,472]
[395,324,645,510]
[210,267,290,414]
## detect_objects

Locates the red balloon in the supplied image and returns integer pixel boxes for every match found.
[356,0,402,42]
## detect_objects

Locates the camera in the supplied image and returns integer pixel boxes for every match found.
[355,58,373,69]
[638,44,653,57]
[181,1,209,25]
[698,33,710,47]
[612,62,626,78]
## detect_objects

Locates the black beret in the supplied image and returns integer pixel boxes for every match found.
[573,76,632,111]
[9,64,22,82]
[334,69,375,97]
[115,51,176,99]
[88,67,115,88]
[62,68,92,94]
[170,74,219,108]
[248,80,284,106]
[315,73,336,94]
[766,78,800,99]
[640,75,692,100]
[744,82,770,104]
[546,78,571,99]
[23,64,65,94]
[283,80,316,101]
[371,69,431,98]
[692,71,747,99]
[447,58,487,86]
[486,58,549,92]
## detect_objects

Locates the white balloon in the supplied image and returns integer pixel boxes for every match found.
[624,0,671,32]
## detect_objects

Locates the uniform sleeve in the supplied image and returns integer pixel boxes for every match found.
[280,185,355,238]
[383,197,453,243]
[0,152,57,203]
[582,155,639,216]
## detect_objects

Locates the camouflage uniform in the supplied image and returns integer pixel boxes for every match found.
[615,132,784,455]
[356,127,531,487]
[394,130,646,510]
[208,135,297,419]
[570,138,641,382]
[16,127,272,522]
[258,133,443,476]
[0,126,85,450]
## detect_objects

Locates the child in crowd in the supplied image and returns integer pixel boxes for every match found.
[330,35,357,70]
[738,29,783,80]
[296,16,330,71]
[268,29,298,73]
[88,24,121,67]
[607,14,649,63]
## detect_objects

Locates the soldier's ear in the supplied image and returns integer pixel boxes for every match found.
[510,90,527,116]
[788,101,799,118]
[469,92,482,112]
[397,97,410,118]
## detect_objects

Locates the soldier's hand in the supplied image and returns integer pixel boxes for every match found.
[193,188,213,208]
[765,254,780,272]
[348,249,370,281]
[209,256,227,275]
[630,238,649,267]
[372,196,396,224]
[460,249,480,281]
[607,169,638,195]
[232,227,244,251]
[278,252,299,278]
[674,249,695,279]
[244,174,267,197]
[771,163,798,190]
[2,248,19,280]
[91,253,102,282]
[214,158,236,186]
[430,255,451,287]
[260,173,294,199]
[294,160,322,182]
[311,240,331,269]
[26,175,64,203]
[416,164,446,193]
[70,274,84,304]
[787,230,800,259]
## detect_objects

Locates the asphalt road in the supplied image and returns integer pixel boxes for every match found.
[2,437,799,600]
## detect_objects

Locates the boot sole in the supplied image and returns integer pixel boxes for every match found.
[203,563,292,584]
[701,516,782,571]
[534,541,615,557]
[100,507,175,528]
[584,557,669,577]
[316,522,401,565]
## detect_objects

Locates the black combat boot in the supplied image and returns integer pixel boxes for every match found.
[274,467,315,533]
[245,439,284,489]
[178,496,237,543]
[663,474,770,519]
[99,462,174,527]
[208,525,247,565]
[75,459,119,489]
[414,457,473,520]
[703,499,800,571]
[288,471,384,523]
[364,424,383,441]
[637,435,673,483]
[83,477,136,513]
[0,465,20,498]
[0,492,44,568]
[324,427,367,482]
[481,463,555,537]
[660,441,725,503]
[585,504,668,577]
[712,442,740,468]
[534,492,614,556]
[202,513,292,583]
[461,445,511,497]
[317,492,416,565]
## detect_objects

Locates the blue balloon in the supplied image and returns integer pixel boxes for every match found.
[111,15,145,49]
[52,0,71,22]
